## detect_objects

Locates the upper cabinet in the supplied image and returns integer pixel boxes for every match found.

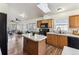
[37,20,42,28]
[69,15,79,28]
[48,19,52,28]
[37,19,53,28]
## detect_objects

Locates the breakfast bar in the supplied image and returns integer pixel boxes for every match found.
[23,34,47,55]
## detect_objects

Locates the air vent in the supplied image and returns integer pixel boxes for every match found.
[57,8,65,12]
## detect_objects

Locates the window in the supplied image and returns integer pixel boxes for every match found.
[55,24,68,31]
[54,18,68,31]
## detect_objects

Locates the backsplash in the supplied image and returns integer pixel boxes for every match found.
[68,28,79,34]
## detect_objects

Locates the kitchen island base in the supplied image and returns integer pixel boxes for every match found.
[23,37,46,55]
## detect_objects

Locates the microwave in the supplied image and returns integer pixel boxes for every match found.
[40,23,48,28]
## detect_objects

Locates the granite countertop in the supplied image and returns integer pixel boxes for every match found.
[22,34,47,41]
[47,32,79,38]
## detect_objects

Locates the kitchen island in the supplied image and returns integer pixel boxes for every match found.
[23,34,47,55]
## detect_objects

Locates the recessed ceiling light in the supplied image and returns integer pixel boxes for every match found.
[20,13,25,18]
[37,3,51,13]
[19,13,27,18]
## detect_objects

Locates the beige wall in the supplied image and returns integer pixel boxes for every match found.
[0,3,8,13]
[43,9,79,25]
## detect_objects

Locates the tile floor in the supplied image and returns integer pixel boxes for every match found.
[8,44,63,55]
[8,35,63,55]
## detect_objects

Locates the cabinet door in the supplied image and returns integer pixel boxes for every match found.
[47,34,57,47]
[47,34,53,45]
[69,15,79,28]
[57,35,68,48]
[76,16,79,27]
[37,20,41,28]
[23,37,38,54]
[69,16,75,28]
[48,20,52,28]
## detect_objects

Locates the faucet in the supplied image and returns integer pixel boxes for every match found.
[57,27,61,34]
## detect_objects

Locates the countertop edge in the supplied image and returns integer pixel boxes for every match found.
[47,32,79,38]
[22,34,47,42]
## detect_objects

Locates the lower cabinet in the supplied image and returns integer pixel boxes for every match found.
[47,34,57,47]
[57,35,68,48]
[68,37,79,49]
[47,34,68,48]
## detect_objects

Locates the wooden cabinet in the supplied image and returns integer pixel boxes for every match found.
[57,35,68,48]
[47,34,68,48]
[42,20,48,23]
[23,37,46,55]
[23,38,38,54]
[37,20,41,28]
[37,19,53,28]
[69,15,79,28]
[47,34,57,47]
[48,20,52,28]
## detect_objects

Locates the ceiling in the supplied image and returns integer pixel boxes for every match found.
[8,3,44,19]
[7,3,79,19]
[48,3,79,14]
